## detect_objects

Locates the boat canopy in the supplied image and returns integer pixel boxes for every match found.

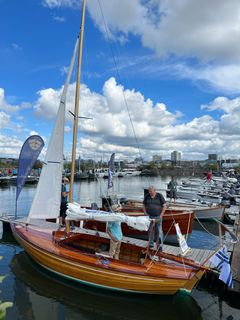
[66,202,150,231]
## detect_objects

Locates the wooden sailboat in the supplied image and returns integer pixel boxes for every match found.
[11,0,210,295]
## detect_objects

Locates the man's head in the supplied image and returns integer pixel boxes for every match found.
[63,177,69,184]
[148,186,156,197]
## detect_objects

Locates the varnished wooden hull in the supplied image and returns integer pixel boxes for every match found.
[11,223,204,295]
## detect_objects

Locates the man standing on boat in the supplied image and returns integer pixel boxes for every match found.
[143,186,167,250]
[168,176,177,203]
[60,177,69,225]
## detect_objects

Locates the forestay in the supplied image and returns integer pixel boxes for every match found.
[27,38,79,222]
[66,202,150,231]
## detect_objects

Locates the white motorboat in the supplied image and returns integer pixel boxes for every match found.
[168,202,225,220]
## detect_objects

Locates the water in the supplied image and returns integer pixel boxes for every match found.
[1,176,240,319]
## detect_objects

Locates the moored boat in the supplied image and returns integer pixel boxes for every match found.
[168,203,225,220]
[0,176,11,187]
[11,220,205,294]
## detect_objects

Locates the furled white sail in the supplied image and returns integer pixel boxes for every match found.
[27,38,79,221]
[66,202,150,231]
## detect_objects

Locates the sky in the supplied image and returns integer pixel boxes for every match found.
[1,0,240,162]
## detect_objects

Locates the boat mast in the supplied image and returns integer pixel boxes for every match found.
[69,0,86,202]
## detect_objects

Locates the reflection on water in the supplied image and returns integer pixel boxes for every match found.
[9,252,202,320]
[188,220,219,250]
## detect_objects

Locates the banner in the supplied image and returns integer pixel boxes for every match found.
[16,135,44,201]
[108,153,115,189]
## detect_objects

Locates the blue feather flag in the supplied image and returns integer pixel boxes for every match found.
[16,135,44,202]
[108,153,115,189]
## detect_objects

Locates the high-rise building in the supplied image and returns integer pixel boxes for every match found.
[152,155,162,162]
[171,151,181,163]
[208,154,218,161]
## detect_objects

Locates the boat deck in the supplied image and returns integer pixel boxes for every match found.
[0,215,214,267]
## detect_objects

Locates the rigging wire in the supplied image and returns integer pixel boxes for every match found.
[97,0,145,169]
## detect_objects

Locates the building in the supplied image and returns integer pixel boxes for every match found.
[208,154,218,161]
[171,151,181,163]
[152,155,162,162]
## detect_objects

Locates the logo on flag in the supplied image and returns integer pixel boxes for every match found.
[108,153,115,189]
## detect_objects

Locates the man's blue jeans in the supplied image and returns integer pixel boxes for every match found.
[148,218,163,248]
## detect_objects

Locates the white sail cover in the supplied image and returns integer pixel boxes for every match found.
[27,39,79,221]
[66,202,150,231]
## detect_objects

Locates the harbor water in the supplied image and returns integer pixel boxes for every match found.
[1,176,240,320]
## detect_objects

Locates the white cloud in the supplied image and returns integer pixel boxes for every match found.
[0,111,10,129]
[86,1,240,94]
[11,43,22,51]
[201,96,240,113]
[41,1,240,94]
[0,134,23,157]
[42,0,240,62]
[31,77,240,160]
[0,88,19,112]
[42,0,80,8]
[171,63,240,94]
[34,87,62,119]
[87,0,240,63]
[53,16,66,22]
[29,130,39,136]
[64,125,71,133]
[2,69,240,160]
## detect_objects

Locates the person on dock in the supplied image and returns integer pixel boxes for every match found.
[107,220,122,259]
[206,169,213,181]
[143,186,167,250]
[59,177,69,225]
[168,176,177,203]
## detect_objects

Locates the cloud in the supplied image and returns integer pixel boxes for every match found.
[53,16,66,22]
[31,76,240,160]
[11,43,22,51]
[29,130,39,136]
[85,1,240,94]
[42,0,240,62]
[201,96,240,113]
[2,66,240,160]
[201,97,240,135]
[34,87,63,119]
[40,0,240,94]
[0,111,10,129]
[0,134,23,157]
[42,0,80,9]
[87,0,240,63]
[0,88,20,112]
[171,63,240,94]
